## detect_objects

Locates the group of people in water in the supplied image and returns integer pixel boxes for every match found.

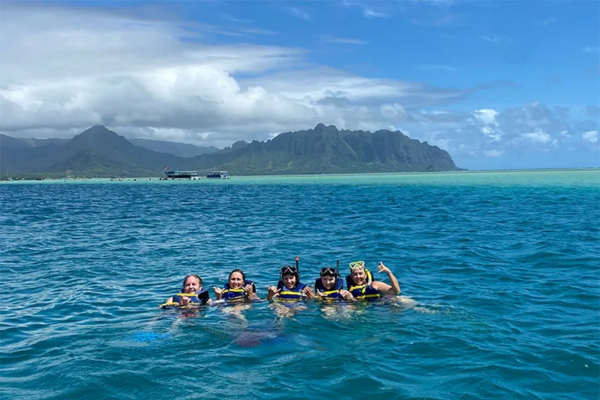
[161,260,401,309]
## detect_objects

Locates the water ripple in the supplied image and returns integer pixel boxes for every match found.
[1,172,599,399]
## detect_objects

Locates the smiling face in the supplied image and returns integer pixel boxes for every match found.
[282,274,297,289]
[351,267,367,286]
[321,275,336,290]
[183,276,201,293]
[229,272,244,289]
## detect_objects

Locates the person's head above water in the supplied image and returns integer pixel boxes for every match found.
[349,261,368,285]
[182,274,202,293]
[228,269,247,289]
[280,265,299,289]
[319,266,338,290]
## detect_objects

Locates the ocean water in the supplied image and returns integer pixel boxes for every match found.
[1,170,599,400]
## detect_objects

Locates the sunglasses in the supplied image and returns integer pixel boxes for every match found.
[280,266,298,276]
[349,260,365,269]
[320,267,337,276]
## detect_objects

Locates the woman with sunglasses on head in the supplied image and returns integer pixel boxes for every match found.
[214,269,259,303]
[266,265,315,301]
[346,261,400,301]
[314,266,354,302]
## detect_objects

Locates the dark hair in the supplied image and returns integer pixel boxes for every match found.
[182,274,202,289]
[229,269,246,281]
[229,269,256,294]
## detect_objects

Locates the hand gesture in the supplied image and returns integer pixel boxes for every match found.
[340,289,354,301]
[266,285,281,300]
[243,284,255,299]
[213,287,223,300]
[303,285,315,299]
[377,261,391,274]
[179,296,191,306]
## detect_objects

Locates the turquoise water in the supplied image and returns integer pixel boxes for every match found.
[1,170,599,399]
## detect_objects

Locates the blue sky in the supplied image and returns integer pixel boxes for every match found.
[1,0,598,169]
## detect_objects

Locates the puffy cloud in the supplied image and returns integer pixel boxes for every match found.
[473,109,499,125]
[0,2,471,147]
[0,2,597,167]
[395,101,599,164]
[522,129,552,144]
[583,130,598,143]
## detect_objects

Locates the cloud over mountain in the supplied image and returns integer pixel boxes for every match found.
[0,2,598,169]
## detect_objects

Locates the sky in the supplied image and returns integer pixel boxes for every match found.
[0,0,598,170]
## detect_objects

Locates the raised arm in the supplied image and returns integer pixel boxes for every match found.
[374,261,401,294]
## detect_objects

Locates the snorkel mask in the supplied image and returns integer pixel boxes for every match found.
[280,265,299,277]
[348,260,373,285]
[320,267,338,277]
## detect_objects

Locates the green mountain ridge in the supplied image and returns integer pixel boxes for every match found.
[0,124,462,178]
[0,132,219,157]
[129,138,219,157]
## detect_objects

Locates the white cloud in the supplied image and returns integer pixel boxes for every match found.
[522,129,552,144]
[320,35,368,45]
[398,101,598,162]
[1,3,597,165]
[481,125,503,142]
[363,9,389,18]
[583,130,598,143]
[1,3,474,147]
[341,1,393,19]
[288,7,310,20]
[473,109,499,125]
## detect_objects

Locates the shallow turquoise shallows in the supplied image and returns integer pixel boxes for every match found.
[1,170,599,400]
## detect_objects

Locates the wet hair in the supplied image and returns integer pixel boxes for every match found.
[182,274,202,290]
[229,269,246,281]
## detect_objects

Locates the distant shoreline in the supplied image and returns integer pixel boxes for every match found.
[2,168,599,184]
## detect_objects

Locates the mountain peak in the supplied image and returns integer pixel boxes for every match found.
[314,123,338,132]
[69,125,129,150]
[81,125,113,136]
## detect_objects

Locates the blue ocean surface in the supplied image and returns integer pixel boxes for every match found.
[1,170,599,400]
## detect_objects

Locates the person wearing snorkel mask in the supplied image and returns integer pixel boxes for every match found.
[314,266,353,301]
[346,261,400,301]
[266,265,315,301]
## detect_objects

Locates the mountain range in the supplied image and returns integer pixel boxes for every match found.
[0,124,461,178]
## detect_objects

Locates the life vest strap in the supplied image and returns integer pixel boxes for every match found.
[159,302,201,309]
[280,290,303,296]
